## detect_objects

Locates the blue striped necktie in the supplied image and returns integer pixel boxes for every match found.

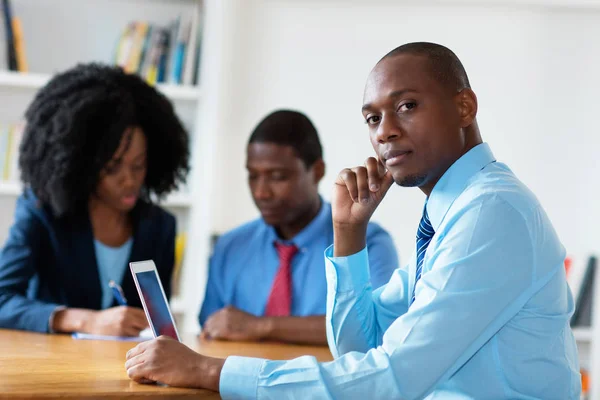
[411,206,435,306]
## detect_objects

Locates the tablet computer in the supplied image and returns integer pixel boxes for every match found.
[130,260,181,341]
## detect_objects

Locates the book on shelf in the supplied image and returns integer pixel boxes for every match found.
[124,22,149,75]
[182,7,200,86]
[115,7,202,87]
[1,0,27,72]
[11,15,26,72]
[0,121,24,182]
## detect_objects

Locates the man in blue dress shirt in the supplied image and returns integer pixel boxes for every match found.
[126,42,581,399]
[198,109,398,345]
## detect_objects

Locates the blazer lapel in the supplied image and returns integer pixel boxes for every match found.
[61,215,102,310]
[119,211,149,309]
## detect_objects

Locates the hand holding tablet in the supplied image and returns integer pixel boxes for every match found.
[130,260,181,341]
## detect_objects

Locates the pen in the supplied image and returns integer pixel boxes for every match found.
[109,280,128,306]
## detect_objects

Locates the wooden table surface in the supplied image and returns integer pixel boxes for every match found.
[0,329,332,399]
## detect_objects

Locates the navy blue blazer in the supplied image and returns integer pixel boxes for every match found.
[0,191,176,333]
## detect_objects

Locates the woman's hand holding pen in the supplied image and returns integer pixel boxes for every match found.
[86,281,148,336]
[80,280,149,336]
[52,306,148,336]
[52,281,147,336]
[83,306,148,337]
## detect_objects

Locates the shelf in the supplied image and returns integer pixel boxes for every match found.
[155,84,200,101]
[0,71,48,88]
[0,70,201,102]
[159,192,193,208]
[573,327,593,342]
[0,180,192,208]
[0,181,22,196]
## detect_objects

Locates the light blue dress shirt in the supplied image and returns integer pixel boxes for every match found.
[95,238,133,309]
[219,143,581,399]
[200,200,398,325]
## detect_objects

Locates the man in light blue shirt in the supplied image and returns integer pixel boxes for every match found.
[199,110,398,345]
[125,42,581,399]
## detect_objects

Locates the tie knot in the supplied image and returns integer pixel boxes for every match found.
[417,208,434,241]
[275,242,299,261]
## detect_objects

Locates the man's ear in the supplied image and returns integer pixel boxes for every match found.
[311,159,326,184]
[455,88,478,128]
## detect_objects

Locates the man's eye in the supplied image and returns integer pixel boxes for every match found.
[399,102,416,112]
[365,115,381,125]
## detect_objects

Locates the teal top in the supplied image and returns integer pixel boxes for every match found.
[94,238,133,309]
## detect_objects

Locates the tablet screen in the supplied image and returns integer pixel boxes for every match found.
[133,269,179,341]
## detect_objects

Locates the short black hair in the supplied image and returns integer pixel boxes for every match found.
[248,110,323,168]
[19,63,190,217]
[381,42,471,93]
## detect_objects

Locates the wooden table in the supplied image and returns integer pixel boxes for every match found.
[0,329,332,399]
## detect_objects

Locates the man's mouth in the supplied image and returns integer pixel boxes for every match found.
[383,149,411,167]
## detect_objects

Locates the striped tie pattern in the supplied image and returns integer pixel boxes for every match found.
[411,207,435,306]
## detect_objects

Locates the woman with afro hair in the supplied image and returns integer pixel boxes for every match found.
[0,63,190,335]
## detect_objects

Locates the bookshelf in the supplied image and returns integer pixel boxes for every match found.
[0,0,229,335]
[0,70,202,101]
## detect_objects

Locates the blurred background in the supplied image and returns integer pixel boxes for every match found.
[0,0,598,396]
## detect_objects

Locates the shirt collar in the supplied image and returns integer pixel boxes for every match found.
[264,197,331,249]
[427,143,496,231]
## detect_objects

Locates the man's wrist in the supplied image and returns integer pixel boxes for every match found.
[200,356,226,392]
[333,222,368,257]
[257,316,276,340]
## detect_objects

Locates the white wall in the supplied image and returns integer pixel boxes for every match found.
[209,0,600,264]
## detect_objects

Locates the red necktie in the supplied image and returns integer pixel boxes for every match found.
[264,242,298,317]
